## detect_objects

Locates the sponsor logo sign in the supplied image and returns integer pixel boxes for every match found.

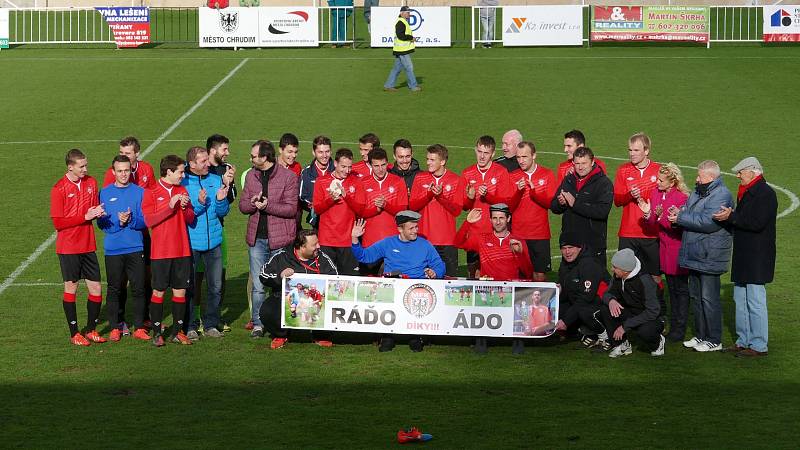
[502,6,583,46]
[591,5,710,43]
[764,6,800,42]
[199,7,259,47]
[0,9,9,49]
[95,7,151,48]
[370,7,451,48]
[200,7,319,48]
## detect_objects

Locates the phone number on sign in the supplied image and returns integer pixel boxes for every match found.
[648,23,707,31]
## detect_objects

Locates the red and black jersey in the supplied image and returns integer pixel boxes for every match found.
[613,160,661,238]
[508,165,556,240]
[313,173,365,247]
[461,162,511,234]
[102,160,156,189]
[360,172,408,247]
[454,221,533,280]
[409,170,463,245]
[556,158,607,185]
[142,180,194,259]
[50,175,100,254]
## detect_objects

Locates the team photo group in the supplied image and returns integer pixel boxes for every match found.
[50,129,777,358]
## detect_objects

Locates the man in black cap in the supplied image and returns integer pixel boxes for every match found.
[601,248,664,358]
[553,232,610,350]
[351,210,445,352]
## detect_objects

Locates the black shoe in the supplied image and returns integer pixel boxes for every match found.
[379,336,395,352]
[512,339,525,355]
[409,337,424,352]
[473,337,488,354]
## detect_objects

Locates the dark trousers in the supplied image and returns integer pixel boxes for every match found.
[688,271,722,345]
[666,274,690,339]
[600,306,664,351]
[561,302,604,334]
[435,245,458,277]
[105,252,147,329]
[322,245,359,276]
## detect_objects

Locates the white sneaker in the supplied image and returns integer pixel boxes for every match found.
[683,336,702,348]
[609,340,633,358]
[651,335,666,357]
[694,340,722,352]
[186,330,200,341]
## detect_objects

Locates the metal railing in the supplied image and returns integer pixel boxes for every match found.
[3,5,777,47]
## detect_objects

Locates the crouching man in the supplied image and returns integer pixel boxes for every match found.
[600,248,664,358]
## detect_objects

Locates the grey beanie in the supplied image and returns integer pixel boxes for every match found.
[611,248,638,272]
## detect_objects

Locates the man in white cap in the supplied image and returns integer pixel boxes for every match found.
[713,157,776,357]
[600,248,665,358]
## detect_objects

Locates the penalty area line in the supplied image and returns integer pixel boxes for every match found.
[0,58,250,298]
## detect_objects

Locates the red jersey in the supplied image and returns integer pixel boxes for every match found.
[351,160,371,179]
[360,172,408,247]
[102,160,156,189]
[286,161,301,177]
[454,222,533,281]
[142,180,195,259]
[461,162,511,234]
[508,165,556,240]
[556,158,607,185]
[50,175,100,254]
[613,160,661,238]
[529,304,552,333]
[409,170,463,245]
[313,174,365,247]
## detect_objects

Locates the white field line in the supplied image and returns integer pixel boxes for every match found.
[3,55,800,62]
[0,59,250,297]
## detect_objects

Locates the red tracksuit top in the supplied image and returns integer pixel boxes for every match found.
[351,160,371,179]
[409,170,463,246]
[454,222,533,280]
[507,165,556,240]
[142,180,195,259]
[286,161,301,177]
[461,162,511,234]
[50,175,100,254]
[313,173,365,247]
[360,172,408,247]
[613,160,661,238]
[102,160,156,189]
[556,158,607,185]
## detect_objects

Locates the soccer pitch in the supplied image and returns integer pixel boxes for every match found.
[1,45,799,447]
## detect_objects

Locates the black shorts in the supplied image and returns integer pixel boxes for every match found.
[525,239,552,273]
[142,230,152,265]
[151,257,192,291]
[618,237,660,275]
[58,253,101,282]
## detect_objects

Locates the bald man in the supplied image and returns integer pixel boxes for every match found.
[494,129,522,172]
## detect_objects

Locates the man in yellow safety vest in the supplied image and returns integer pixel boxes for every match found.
[384,6,421,92]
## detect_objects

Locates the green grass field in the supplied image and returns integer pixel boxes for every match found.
[1,45,799,448]
[356,282,394,303]
[326,280,355,301]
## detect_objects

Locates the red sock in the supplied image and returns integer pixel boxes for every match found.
[88,294,103,303]
[151,294,164,304]
[63,292,77,303]
[172,296,185,304]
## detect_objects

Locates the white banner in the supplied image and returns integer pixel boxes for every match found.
[763,5,800,42]
[199,7,259,48]
[0,9,9,49]
[282,274,559,338]
[258,7,318,47]
[199,7,319,48]
[502,5,583,47]
[370,7,451,48]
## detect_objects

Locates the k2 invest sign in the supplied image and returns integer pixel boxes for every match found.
[502,6,583,46]
[282,274,559,338]
[199,7,318,48]
[370,7,451,47]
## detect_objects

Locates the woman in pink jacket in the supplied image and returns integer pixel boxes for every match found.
[638,163,690,342]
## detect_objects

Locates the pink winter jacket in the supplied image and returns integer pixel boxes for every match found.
[239,164,299,249]
[645,187,689,276]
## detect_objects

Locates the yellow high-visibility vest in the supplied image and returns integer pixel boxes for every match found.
[392,17,415,53]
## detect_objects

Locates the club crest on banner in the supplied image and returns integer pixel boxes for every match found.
[403,284,437,318]
[219,11,239,33]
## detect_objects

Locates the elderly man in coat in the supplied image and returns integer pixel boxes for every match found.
[669,160,733,353]
[713,157,777,357]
